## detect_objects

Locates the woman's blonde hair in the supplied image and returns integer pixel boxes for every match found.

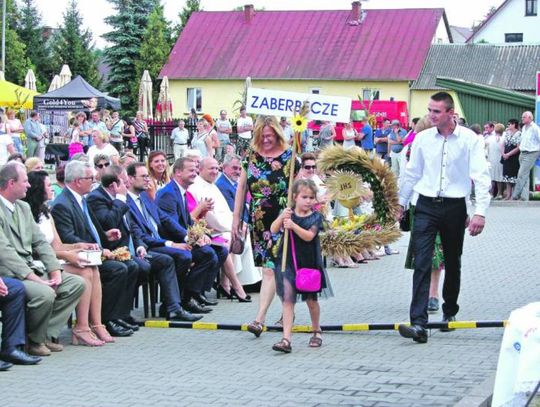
[251,115,287,153]
[92,130,109,143]
[414,115,433,133]
[494,123,505,135]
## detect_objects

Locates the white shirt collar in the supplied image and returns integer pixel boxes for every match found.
[0,195,15,212]
[67,186,84,208]
[127,190,140,201]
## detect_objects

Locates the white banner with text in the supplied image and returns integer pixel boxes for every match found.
[246,88,352,123]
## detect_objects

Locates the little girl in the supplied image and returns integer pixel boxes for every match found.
[68,120,84,158]
[270,179,333,353]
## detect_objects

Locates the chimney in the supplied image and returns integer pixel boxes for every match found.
[351,1,361,22]
[244,4,254,22]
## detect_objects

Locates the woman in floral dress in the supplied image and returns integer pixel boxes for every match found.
[232,115,298,337]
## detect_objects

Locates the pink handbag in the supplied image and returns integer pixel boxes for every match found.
[290,230,321,293]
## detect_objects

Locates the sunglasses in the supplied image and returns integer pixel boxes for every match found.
[95,162,110,169]
[303,165,316,170]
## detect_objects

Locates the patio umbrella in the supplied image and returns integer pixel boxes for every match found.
[48,75,61,92]
[138,70,153,119]
[59,64,72,87]
[24,69,37,91]
[156,76,172,122]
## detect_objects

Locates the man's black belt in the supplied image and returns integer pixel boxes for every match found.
[419,194,464,203]
[174,143,187,145]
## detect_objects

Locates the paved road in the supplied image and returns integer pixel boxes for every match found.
[1,205,538,406]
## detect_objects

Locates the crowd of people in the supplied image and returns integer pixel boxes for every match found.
[0,96,539,366]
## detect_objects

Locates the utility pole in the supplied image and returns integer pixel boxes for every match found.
[2,0,6,73]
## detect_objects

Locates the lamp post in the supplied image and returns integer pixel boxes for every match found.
[2,0,6,73]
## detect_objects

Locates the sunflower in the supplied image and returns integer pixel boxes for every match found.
[291,114,307,133]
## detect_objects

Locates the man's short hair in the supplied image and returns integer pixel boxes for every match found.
[30,111,39,118]
[100,166,123,188]
[222,154,241,167]
[430,91,454,111]
[94,154,110,166]
[0,162,25,189]
[172,157,194,173]
[65,160,92,183]
[126,162,146,177]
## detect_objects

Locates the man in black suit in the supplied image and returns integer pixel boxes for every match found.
[51,160,136,337]
[0,277,41,370]
[88,165,201,322]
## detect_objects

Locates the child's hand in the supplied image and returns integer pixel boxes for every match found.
[283,218,294,230]
[282,208,293,220]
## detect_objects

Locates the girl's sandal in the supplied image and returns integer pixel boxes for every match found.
[247,320,264,338]
[272,338,292,353]
[309,330,323,348]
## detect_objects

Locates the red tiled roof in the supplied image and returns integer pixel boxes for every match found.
[160,8,446,81]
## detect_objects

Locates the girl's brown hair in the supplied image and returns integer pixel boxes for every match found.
[292,178,318,198]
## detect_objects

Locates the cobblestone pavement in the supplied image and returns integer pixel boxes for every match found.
[1,205,538,407]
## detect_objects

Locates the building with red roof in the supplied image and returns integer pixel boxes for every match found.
[160,2,452,119]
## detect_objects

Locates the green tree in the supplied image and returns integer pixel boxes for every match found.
[16,0,54,91]
[103,0,156,112]
[0,0,32,85]
[133,4,172,107]
[50,0,101,87]
[172,0,201,39]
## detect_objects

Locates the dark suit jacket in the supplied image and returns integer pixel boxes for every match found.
[51,187,103,245]
[86,186,143,251]
[127,191,174,249]
[215,174,248,223]
[155,180,190,242]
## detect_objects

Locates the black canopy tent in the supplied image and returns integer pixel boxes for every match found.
[33,75,121,111]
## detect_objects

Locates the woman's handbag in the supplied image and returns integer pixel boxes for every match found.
[399,208,411,232]
[290,230,321,293]
[229,187,248,255]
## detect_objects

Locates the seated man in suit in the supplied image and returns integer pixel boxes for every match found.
[189,157,256,299]
[156,157,228,311]
[0,277,42,370]
[51,160,137,337]
[88,166,200,321]
[215,154,260,286]
[0,162,85,356]
[126,162,205,320]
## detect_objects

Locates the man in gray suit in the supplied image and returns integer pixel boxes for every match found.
[23,111,47,159]
[0,162,84,357]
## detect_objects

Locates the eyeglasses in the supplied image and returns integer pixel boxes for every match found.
[78,176,95,181]
[95,163,110,169]
[134,174,151,179]
[303,165,316,170]
[230,166,242,171]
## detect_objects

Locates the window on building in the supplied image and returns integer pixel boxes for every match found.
[187,88,202,112]
[525,0,537,16]
[310,88,321,94]
[362,89,380,101]
[505,33,524,43]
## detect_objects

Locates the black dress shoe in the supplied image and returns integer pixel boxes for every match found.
[105,321,134,337]
[398,324,428,343]
[440,315,456,332]
[115,319,140,332]
[123,315,144,326]
[168,308,203,322]
[182,299,212,314]
[193,293,218,306]
[0,349,41,365]
[0,360,13,371]
[158,304,167,318]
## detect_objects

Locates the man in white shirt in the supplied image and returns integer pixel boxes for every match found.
[170,120,189,160]
[512,111,540,201]
[397,92,490,344]
[236,106,253,156]
[215,110,232,162]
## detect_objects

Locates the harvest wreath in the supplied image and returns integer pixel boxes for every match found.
[317,145,401,257]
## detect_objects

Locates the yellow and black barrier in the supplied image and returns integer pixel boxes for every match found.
[142,320,508,331]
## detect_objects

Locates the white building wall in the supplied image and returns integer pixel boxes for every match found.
[471,0,540,44]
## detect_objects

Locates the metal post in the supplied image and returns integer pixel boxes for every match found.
[1,0,6,73]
